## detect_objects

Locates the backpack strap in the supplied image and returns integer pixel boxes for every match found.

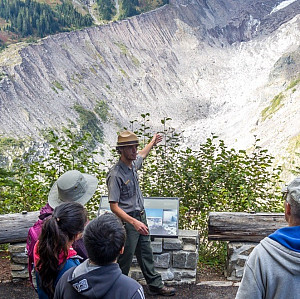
[39,212,52,221]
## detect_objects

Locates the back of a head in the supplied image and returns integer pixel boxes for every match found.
[84,213,126,265]
[52,202,88,240]
[284,177,300,221]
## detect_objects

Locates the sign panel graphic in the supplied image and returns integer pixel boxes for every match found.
[98,196,179,237]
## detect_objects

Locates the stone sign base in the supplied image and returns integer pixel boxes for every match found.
[225,242,258,281]
[9,230,199,285]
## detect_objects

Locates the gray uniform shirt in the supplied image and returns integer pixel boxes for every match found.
[106,155,144,213]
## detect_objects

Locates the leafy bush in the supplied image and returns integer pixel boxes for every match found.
[286,77,300,91]
[124,114,283,263]
[0,114,283,266]
[52,81,64,91]
[0,129,106,214]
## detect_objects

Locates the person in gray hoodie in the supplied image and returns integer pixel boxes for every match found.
[235,176,300,299]
[54,213,145,299]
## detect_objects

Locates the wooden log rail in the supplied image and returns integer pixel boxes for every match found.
[0,211,287,244]
[208,212,286,242]
[0,211,39,244]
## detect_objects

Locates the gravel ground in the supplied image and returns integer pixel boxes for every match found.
[145,283,238,299]
[0,251,238,298]
[0,279,238,299]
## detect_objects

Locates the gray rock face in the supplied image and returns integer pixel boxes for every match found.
[0,0,299,169]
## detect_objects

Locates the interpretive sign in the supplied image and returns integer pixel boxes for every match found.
[98,196,179,237]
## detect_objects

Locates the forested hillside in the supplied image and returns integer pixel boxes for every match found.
[0,0,168,48]
[96,0,168,20]
[0,0,93,48]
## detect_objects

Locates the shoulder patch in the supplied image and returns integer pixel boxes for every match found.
[72,279,89,293]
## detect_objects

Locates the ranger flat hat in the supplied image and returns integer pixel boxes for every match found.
[48,170,98,208]
[117,130,139,147]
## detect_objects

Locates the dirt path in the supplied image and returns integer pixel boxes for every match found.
[0,250,238,298]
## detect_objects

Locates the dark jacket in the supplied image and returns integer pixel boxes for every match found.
[54,260,145,299]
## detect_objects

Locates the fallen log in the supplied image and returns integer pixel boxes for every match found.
[0,211,39,244]
[208,212,286,242]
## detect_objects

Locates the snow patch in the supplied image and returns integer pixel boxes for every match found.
[248,15,260,32]
[270,0,297,14]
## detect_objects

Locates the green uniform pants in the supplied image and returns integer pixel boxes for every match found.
[118,212,163,288]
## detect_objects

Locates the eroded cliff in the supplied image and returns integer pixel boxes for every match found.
[0,0,299,170]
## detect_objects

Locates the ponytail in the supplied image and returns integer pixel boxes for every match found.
[36,202,87,298]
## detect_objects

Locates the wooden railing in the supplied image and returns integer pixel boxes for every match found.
[208,212,286,242]
[0,211,39,244]
[1,211,287,244]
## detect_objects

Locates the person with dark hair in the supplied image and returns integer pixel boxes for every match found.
[106,130,176,296]
[236,177,300,299]
[27,170,98,289]
[54,213,145,299]
[34,202,88,299]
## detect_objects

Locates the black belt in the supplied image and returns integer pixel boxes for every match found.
[127,209,145,217]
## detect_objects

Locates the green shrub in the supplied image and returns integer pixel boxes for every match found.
[261,93,284,121]
[94,100,109,122]
[0,72,7,81]
[52,81,64,91]
[131,55,140,67]
[119,68,128,77]
[114,42,128,55]
[123,114,283,264]
[0,114,283,267]
[0,129,106,214]
[286,77,300,91]
[74,104,104,149]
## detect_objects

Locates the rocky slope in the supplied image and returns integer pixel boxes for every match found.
[0,0,299,175]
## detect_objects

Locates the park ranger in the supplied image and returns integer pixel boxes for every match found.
[106,130,176,296]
